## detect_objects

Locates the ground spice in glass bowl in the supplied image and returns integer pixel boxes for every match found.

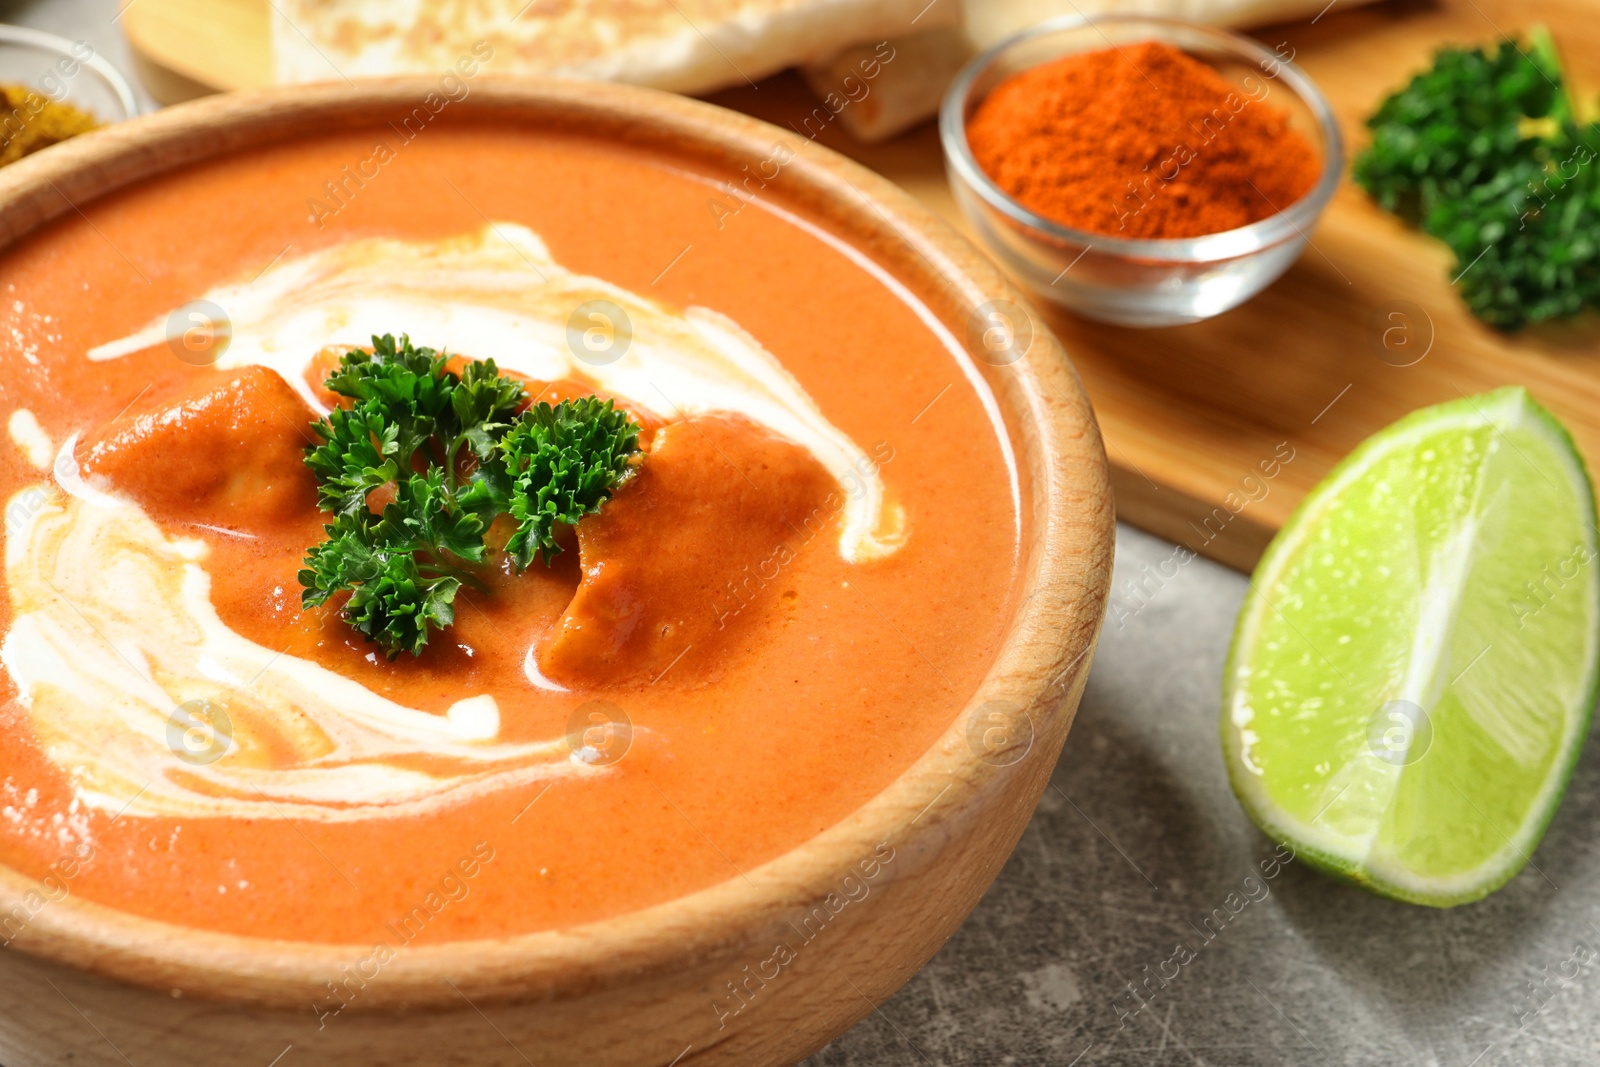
[0,84,99,166]
[965,40,1322,241]
[939,16,1342,328]
[0,24,141,171]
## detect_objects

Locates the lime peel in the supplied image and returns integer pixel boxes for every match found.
[1223,387,1599,907]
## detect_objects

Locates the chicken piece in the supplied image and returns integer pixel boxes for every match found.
[540,414,836,687]
[77,365,319,532]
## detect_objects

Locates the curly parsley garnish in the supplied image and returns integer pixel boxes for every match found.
[298,334,642,658]
[1354,27,1600,329]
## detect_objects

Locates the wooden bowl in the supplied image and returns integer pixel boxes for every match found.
[0,80,1112,1067]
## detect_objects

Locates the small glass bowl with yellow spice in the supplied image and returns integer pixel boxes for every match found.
[0,25,141,169]
[941,15,1342,327]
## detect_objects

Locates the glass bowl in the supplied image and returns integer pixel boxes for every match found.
[0,24,142,135]
[940,15,1343,328]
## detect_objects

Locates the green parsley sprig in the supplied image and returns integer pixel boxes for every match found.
[1354,27,1600,329]
[298,334,642,658]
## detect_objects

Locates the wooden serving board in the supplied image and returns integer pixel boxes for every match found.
[123,0,1600,571]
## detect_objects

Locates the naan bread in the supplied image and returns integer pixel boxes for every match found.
[271,0,960,95]
[803,0,1373,143]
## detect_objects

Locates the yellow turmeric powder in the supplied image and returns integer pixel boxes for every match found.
[0,84,98,167]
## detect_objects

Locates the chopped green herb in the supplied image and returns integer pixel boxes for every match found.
[502,397,643,570]
[1354,27,1600,329]
[298,334,642,658]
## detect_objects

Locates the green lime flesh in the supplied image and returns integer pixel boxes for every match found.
[1223,388,1599,907]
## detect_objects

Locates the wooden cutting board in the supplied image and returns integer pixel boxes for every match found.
[122,0,1600,571]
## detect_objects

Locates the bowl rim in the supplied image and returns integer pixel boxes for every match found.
[0,22,143,122]
[0,77,1112,1010]
[938,13,1345,263]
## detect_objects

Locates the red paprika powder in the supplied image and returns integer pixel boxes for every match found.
[965,40,1321,240]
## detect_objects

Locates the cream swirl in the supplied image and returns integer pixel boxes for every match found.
[13,223,907,821]
[88,223,904,563]
[1,486,597,822]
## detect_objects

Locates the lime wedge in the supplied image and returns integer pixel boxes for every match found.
[1223,387,1599,906]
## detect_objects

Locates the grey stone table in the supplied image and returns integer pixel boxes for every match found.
[5,3,1597,1064]
[809,525,1600,1067]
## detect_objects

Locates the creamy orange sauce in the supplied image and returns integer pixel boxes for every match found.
[0,128,1022,943]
